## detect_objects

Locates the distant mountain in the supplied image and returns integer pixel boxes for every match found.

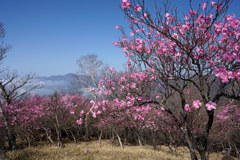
[36,73,76,82]
[30,73,91,96]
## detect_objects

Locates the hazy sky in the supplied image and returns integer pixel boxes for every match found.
[0,0,239,76]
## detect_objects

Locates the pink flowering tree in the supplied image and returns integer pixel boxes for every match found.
[90,68,182,148]
[0,95,45,148]
[210,101,240,157]
[0,71,36,150]
[0,94,89,147]
[37,93,88,147]
[0,95,45,146]
[110,0,240,159]
[60,94,89,142]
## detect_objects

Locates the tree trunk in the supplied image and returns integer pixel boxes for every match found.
[167,132,175,153]
[111,129,115,141]
[55,115,62,147]
[199,151,207,160]
[25,135,31,147]
[151,130,157,150]
[98,130,103,147]
[189,151,199,160]
[182,125,198,160]
[136,129,143,146]
[2,112,16,150]
[85,124,90,140]
[70,131,76,142]
[195,135,208,160]
[0,138,5,151]
[114,130,123,149]
[43,128,55,145]
[7,129,16,150]
[195,110,215,160]
[137,133,143,146]
[55,127,62,147]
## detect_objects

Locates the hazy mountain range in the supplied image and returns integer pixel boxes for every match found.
[31,73,90,96]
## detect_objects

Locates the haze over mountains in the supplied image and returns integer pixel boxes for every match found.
[31,73,90,96]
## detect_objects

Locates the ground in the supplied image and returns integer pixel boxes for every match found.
[6,140,228,160]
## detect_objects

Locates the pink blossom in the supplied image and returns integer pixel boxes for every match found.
[92,112,97,118]
[214,67,229,83]
[76,118,83,125]
[216,4,222,10]
[225,14,235,21]
[157,111,161,115]
[97,89,102,94]
[116,25,121,29]
[122,36,127,41]
[210,1,217,7]
[96,110,102,115]
[234,69,240,80]
[165,13,171,19]
[184,104,191,112]
[105,90,112,96]
[172,33,179,39]
[90,100,95,105]
[196,47,205,55]
[202,2,207,10]
[182,24,189,31]
[80,110,85,116]
[134,5,142,12]
[127,59,132,68]
[144,13,148,18]
[122,0,131,10]
[109,67,115,72]
[112,42,119,46]
[192,100,202,109]
[184,15,189,20]
[174,52,181,59]
[189,10,197,16]
[149,67,155,72]
[206,101,217,111]
[125,52,133,57]
[89,87,95,92]
[130,82,136,89]
[70,110,75,115]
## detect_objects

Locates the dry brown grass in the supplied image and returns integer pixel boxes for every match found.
[6,140,226,160]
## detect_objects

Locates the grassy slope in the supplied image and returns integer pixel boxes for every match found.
[7,140,226,160]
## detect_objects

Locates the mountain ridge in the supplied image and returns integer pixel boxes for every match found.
[31,73,89,96]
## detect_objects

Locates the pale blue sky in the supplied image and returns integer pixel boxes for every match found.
[0,0,239,76]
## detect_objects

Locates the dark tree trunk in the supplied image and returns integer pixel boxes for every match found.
[185,136,198,160]
[0,138,5,151]
[151,130,157,150]
[195,135,208,160]
[3,117,16,150]
[182,123,198,160]
[195,110,215,160]
[199,151,207,160]
[7,133,16,150]
[1,102,17,151]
